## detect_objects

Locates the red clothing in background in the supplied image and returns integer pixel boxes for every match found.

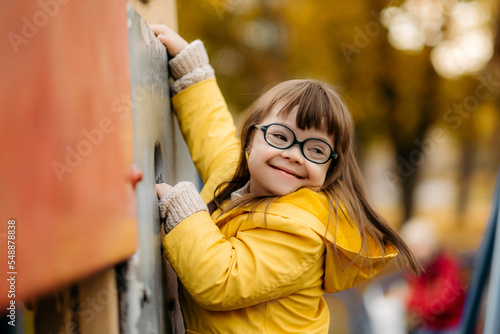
[407,253,465,331]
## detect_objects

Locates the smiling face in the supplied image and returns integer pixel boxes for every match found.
[247,104,333,196]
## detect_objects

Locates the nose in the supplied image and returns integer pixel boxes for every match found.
[280,144,304,164]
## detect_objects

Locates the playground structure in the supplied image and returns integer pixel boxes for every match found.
[1,0,191,332]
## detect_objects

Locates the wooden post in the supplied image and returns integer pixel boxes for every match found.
[128,0,178,29]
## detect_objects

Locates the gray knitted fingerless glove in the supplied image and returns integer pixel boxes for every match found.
[169,40,215,94]
[159,181,208,234]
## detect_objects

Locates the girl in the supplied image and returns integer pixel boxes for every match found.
[150,25,420,333]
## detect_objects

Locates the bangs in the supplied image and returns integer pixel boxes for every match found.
[270,80,351,150]
[277,83,335,134]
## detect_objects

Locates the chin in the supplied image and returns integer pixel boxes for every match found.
[268,186,299,197]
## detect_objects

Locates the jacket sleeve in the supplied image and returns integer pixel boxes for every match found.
[162,211,325,311]
[171,79,239,192]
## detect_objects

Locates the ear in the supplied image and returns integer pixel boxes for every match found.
[245,146,251,159]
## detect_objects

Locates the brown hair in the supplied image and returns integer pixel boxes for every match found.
[208,79,421,274]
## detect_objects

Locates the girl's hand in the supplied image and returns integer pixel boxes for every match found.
[156,183,173,199]
[149,24,189,57]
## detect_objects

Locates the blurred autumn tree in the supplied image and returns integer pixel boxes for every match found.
[177,0,500,224]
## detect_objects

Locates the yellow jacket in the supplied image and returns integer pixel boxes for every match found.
[163,79,398,333]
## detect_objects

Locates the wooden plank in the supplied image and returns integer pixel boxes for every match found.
[116,7,185,333]
[78,268,120,334]
[129,0,178,28]
[34,286,78,334]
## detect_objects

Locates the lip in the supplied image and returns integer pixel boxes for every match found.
[269,164,305,179]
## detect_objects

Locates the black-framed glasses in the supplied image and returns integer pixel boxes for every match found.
[255,123,338,164]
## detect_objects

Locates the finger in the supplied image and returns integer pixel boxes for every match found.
[149,24,168,36]
[155,34,177,56]
[155,184,164,199]
[162,183,173,193]
[156,33,169,45]
[155,183,173,199]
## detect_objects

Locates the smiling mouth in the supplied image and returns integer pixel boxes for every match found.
[269,165,305,179]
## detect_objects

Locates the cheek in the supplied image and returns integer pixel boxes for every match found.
[246,145,259,173]
[246,151,255,169]
[312,164,330,184]
[246,140,257,161]
[247,135,271,160]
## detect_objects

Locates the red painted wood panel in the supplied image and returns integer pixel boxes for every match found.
[0,0,137,307]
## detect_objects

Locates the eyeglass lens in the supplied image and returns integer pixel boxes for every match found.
[264,124,332,163]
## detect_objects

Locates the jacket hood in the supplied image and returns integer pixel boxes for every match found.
[232,188,399,293]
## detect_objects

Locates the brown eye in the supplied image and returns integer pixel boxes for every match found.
[271,133,287,142]
[266,125,293,148]
[304,140,330,162]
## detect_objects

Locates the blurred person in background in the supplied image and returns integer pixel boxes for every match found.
[401,218,465,334]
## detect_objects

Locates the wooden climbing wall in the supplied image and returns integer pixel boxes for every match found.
[119,6,186,333]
